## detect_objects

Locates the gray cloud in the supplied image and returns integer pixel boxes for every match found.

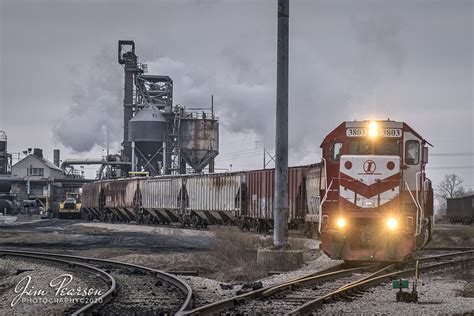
[1,0,472,187]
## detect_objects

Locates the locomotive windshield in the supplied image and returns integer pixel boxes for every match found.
[375,141,399,155]
[348,140,399,155]
[348,140,371,154]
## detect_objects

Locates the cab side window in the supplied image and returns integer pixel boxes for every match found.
[330,141,342,163]
[405,140,420,165]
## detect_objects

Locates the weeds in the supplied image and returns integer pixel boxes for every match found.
[209,228,308,282]
[431,225,474,247]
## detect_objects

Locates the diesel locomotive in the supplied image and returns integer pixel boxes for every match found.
[318,120,433,261]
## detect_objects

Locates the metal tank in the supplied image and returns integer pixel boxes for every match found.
[0,131,7,175]
[179,115,219,173]
[128,104,168,176]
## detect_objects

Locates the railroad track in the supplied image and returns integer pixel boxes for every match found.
[289,251,474,315]
[178,263,382,315]
[0,251,115,315]
[0,250,193,315]
[180,250,474,315]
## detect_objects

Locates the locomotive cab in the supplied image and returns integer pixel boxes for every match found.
[319,120,433,262]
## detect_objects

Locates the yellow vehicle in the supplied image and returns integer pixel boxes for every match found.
[58,193,82,219]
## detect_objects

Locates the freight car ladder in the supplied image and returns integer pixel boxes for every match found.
[168,106,183,174]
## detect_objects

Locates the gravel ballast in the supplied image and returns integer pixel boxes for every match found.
[317,272,474,315]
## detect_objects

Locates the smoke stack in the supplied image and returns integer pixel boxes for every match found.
[54,149,60,167]
[33,148,43,158]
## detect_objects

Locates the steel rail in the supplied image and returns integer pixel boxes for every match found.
[0,250,116,316]
[288,255,474,315]
[337,263,396,291]
[1,250,193,314]
[179,263,381,315]
[414,250,474,263]
[423,247,474,252]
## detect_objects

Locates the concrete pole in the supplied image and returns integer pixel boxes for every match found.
[273,0,289,248]
[162,142,167,175]
[131,141,136,172]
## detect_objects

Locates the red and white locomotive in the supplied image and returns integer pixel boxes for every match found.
[318,120,433,262]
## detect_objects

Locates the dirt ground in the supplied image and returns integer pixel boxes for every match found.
[0,219,316,282]
[430,223,474,248]
[1,220,473,281]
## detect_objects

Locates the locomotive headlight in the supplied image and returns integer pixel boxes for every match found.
[386,217,398,230]
[368,121,378,138]
[336,217,346,229]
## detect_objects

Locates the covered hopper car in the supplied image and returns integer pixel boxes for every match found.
[81,165,320,232]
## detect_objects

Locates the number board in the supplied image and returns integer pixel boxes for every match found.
[380,128,402,137]
[346,128,367,137]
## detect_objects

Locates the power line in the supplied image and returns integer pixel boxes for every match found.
[430,153,474,157]
[216,152,261,162]
[431,139,474,142]
[427,166,474,170]
[217,152,260,161]
[217,153,261,162]
[218,148,259,158]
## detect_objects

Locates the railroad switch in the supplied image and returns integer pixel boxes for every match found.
[393,279,418,303]
[392,260,420,303]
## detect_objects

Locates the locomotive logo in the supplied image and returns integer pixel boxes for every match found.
[363,160,376,174]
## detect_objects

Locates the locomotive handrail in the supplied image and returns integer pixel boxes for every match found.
[318,178,334,234]
[416,171,425,234]
[321,157,328,192]
[404,180,422,235]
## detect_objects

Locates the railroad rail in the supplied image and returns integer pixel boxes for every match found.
[179,263,381,315]
[0,250,193,314]
[422,247,474,252]
[181,250,474,315]
[289,251,474,315]
[0,250,116,315]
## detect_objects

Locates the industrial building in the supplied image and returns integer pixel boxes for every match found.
[0,40,220,214]
[12,148,63,180]
[0,140,86,214]
[117,40,219,177]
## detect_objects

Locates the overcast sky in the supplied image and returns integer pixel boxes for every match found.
[0,0,473,191]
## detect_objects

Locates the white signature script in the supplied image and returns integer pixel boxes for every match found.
[11,274,104,307]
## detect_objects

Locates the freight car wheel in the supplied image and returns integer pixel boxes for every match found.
[181,215,191,228]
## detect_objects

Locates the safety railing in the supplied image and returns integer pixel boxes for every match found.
[403,180,422,235]
[318,178,333,234]
[415,171,425,235]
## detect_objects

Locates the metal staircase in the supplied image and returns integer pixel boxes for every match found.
[167,106,183,173]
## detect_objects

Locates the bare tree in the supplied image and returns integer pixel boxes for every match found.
[435,174,464,213]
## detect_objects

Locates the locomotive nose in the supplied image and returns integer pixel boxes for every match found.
[339,155,400,209]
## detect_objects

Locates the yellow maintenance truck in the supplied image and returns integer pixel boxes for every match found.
[58,193,82,219]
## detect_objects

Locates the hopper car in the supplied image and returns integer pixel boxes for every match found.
[81,165,319,233]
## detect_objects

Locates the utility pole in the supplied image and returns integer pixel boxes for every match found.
[255,140,266,169]
[273,0,289,248]
[263,141,266,169]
